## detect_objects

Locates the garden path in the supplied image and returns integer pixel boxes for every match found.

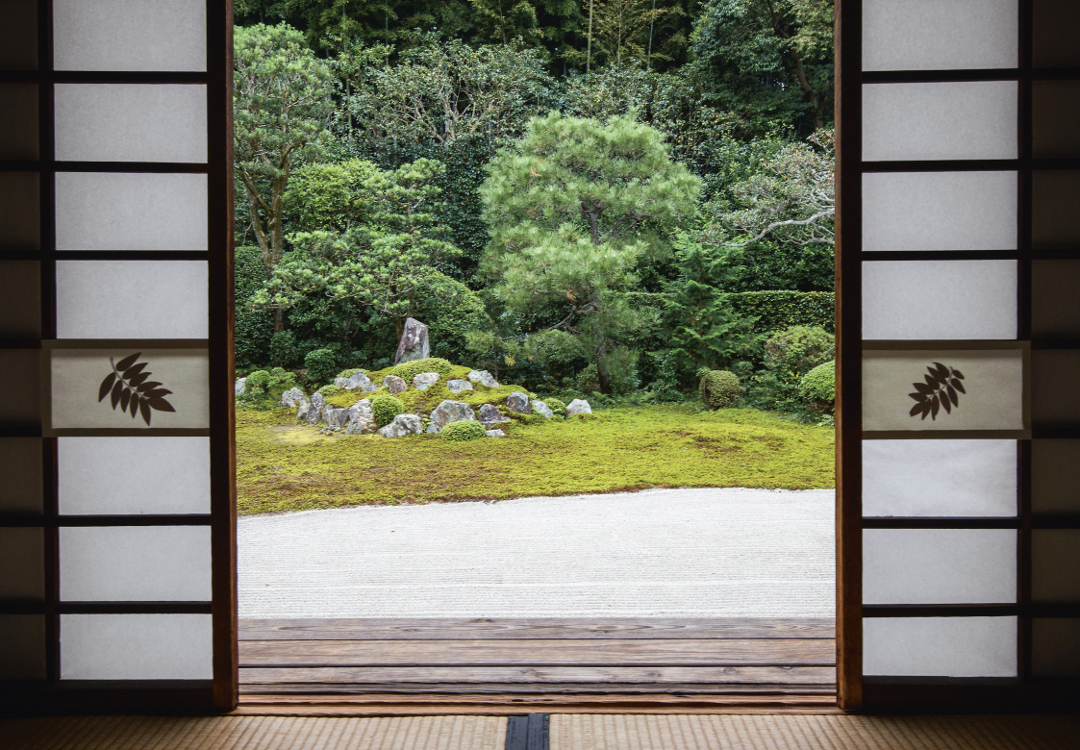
[238,488,834,619]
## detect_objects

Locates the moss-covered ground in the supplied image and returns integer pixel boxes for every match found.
[236,404,835,515]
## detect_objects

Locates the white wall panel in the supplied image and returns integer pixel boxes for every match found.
[864,529,1016,604]
[863,440,1017,517]
[56,261,208,339]
[54,84,207,163]
[60,527,212,601]
[863,0,1018,71]
[54,0,206,72]
[863,172,1017,252]
[55,172,207,251]
[864,616,1017,676]
[58,437,211,515]
[60,614,213,679]
[862,261,1017,340]
[863,82,1018,161]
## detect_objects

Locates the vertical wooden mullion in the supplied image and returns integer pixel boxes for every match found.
[206,0,238,711]
[834,0,863,712]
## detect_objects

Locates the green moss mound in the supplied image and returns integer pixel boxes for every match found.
[371,394,404,427]
[700,370,741,409]
[318,384,343,397]
[336,368,368,379]
[440,420,487,442]
[545,398,567,418]
[391,357,454,382]
[799,360,835,414]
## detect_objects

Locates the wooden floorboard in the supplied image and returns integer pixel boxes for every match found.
[238,618,837,698]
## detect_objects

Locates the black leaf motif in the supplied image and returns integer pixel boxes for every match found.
[99,354,176,427]
[908,362,967,421]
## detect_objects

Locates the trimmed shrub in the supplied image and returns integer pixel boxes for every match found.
[799,360,836,415]
[245,370,270,394]
[371,395,404,427]
[440,420,487,441]
[699,370,741,409]
[317,384,343,397]
[391,357,454,382]
[545,398,567,418]
[304,348,339,385]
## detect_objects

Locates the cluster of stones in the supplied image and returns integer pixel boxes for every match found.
[266,369,591,439]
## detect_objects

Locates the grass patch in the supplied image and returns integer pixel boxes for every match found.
[236,404,835,515]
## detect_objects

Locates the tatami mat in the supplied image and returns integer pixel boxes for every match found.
[550,714,1080,750]
[0,715,507,750]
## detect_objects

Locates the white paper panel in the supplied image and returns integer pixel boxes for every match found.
[1032,619,1080,676]
[54,0,206,72]
[54,84,207,163]
[0,172,40,250]
[1031,440,1080,514]
[862,261,1017,340]
[0,439,43,515]
[864,529,1016,604]
[56,261,208,339]
[60,526,211,601]
[60,614,213,679]
[1032,530,1080,602]
[58,437,210,515]
[863,0,1018,71]
[863,82,1018,161]
[863,440,1016,517]
[1033,81,1080,159]
[863,172,1017,252]
[50,348,209,431]
[1032,261,1080,338]
[55,172,207,252]
[863,616,1017,676]
[863,350,1025,432]
[0,528,43,600]
[0,261,41,338]
[1032,171,1080,250]
[1032,351,1080,428]
[0,615,45,680]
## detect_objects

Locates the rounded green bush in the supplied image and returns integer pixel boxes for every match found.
[699,370,741,410]
[544,398,567,418]
[371,394,404,427]
[440,420,487,441]
[304,347,339,385]
[245,369,270,393]
[317,384,343,397]
[391,357,454,382]
[799,360,835,414]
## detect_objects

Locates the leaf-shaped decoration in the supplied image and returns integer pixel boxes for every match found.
[98,354,176,426]
[908,362,967,421]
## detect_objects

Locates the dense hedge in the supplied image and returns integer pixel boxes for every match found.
[234,245,274,369]
[725,291,835,336]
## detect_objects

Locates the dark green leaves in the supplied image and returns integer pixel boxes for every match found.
[98,353,175,427]
[908,361,965,421]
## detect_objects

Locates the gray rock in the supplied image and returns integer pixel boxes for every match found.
[486,429,506,437]
[566,398,592,416]
[447,378,473,393]
[348,399,374,423]
[346,399,377,434]
[345,419,376,435]
[344,371,375,392]
[531,400,553,419]
[296,402,312,422]
[427,400,477,434]
[506,391,531,414]
[394,317,430,364]
[235,377,246,396]
[281,387,307,408]
[467,369,499,388]
[334,377,349,389]
[478,403,510,427]
[378,413,424,438]
[306,392,326,424]
[323,406,350,430]
[383,375,407,394]
[413,372,440,390]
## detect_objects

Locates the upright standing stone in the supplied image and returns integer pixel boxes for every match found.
[394,317,430,364]
[306,392,326,424]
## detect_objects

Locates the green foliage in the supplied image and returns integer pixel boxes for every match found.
[238,367,298,409]
[371,394,405,427]
[269,330,303,368]
[481,110,702,394]
[799,359,835,415]
[544,397,568,418]
[337,368,369,378]
[304,348,340,385]
[318,384,344,397]
[439,420,488,441]
[725,291,834,335]
[699,369,740,409]
[391,357,454,381]
[234,245,275,369]
[744,325,834,413]
[425,276,490,363]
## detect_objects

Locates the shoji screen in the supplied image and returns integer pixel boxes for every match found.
[0,1,235,713]
[838,0,1080,711]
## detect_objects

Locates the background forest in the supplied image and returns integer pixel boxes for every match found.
[233,0,837,417]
